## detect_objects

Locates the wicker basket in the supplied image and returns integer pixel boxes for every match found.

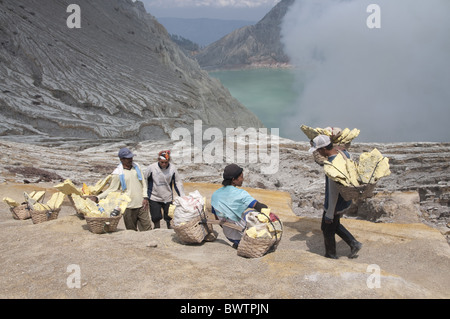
[10,204,31,220]
[237,213,283,258]
[171,216,214,244]
[337,182,376,201]
[85,215,122,234]
[237,233,278,258]
[30,208,60,224]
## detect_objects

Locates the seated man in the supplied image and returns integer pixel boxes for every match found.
[211,164,268,248]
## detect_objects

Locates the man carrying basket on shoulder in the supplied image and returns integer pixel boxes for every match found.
[309,135,363,259]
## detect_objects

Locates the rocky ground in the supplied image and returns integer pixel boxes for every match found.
[1,135,448,240]
[0,136,449,300]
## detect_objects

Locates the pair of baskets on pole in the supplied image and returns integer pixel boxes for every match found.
[171,204,283,258]
[6,191,63,224]
[10,203,60,224]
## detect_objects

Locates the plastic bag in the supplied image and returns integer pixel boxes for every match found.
[172,190,205,226]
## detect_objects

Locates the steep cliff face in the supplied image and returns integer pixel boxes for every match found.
[195,0,294,70]
[0,0,263,140]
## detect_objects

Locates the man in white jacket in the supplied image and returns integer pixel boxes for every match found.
[309,135,362,259]
[95,147,151,231]
[144,150,185,228]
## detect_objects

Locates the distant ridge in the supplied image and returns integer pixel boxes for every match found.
[195,0,294,70]
[158,17,256,47]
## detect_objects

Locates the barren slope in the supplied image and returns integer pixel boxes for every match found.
[0,0,263,140]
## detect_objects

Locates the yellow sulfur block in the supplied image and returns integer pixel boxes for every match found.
[345,156,360,187]
[332,128,360,145]
[32,202,52,212]
[54,179,83,196]
[3,197,20,208]
[246,226,273,239]
[246,227,259,239]
[358,148,391,184]
[46,192,65,210]
[71,194,100,216]
[374,157,391,180]
[168,204,176,219]
[89,175,112,195]
[257,213,269,223]
[300,125,320,140]
[341,128,360,144]
[29,190,46,202]
[257,228,272,239]
[324,152,360,187]
[336,128,350,143]
[324,154,350,186]
[97,191,131,216]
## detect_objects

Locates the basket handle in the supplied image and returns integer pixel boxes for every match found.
[196,205,214,235]
[259,211,283,244]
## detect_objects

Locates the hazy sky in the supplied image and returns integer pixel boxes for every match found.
[140,0,280,20]
[281,0,450,142]
[136,0,450,142]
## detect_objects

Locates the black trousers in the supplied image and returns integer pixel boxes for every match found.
[149,200,171,223]
[321,211,356,255]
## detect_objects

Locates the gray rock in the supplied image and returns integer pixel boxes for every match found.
[195,0,294,70]
[0,0,263,141]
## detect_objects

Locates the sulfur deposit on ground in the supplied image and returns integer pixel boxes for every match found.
[0,137,449,299]
[1,181,449,299]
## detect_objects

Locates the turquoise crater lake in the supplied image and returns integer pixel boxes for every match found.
[209,69,303,141]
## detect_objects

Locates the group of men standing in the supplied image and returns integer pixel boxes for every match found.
[93,148,184,231]
[93,135,362,259]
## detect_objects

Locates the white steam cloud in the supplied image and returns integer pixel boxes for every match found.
[281,0,450,142]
